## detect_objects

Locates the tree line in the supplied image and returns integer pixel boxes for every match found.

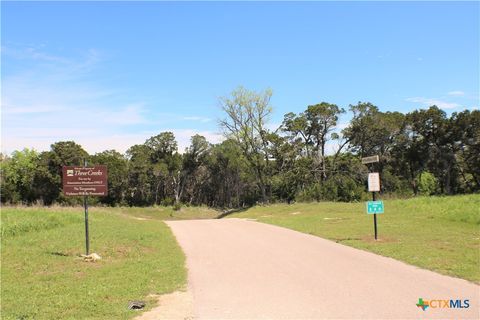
[2,87,479,207]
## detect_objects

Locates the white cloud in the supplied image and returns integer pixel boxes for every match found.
[105,104,147,125]
[324,140,345,156]
[1,129,224,155]
[2,105,66,115]
[405,97,461,109]
[2,133,145,155]
[182,116,212,123]
[336,122,349,130]
[1,45,148,154]
[1,45,225,156]
[1,45,70,64]
[168,129,224,153]
[265,122,282,132]
[447,91,465,96]
[1,45,100,73]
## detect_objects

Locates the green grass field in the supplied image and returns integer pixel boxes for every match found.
[0,205,219,320]
[2,196,479,319]
[229,194,480,283]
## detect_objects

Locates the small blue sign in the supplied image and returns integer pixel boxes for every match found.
[366,201,384,214]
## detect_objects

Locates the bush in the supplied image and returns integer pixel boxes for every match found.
[173,202,182,211]
[381,170,411,194]
[329,175,364,202]
[271,174,297,203]
[294,176,364,202]
[417,171,438,196]
[320,180,338,201]
[161,197,174,206]
[295,183,321,202]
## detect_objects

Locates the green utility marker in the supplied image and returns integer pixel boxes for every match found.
[366,201,384,214]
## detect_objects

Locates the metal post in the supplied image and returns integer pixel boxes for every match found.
[84,159,90,255]
[372,191,377,240]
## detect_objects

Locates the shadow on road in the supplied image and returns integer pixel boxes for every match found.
[216,207,251,219]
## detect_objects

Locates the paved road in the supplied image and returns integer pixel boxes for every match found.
[166,218,479,319]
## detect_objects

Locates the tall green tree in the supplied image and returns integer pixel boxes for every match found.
[182,135,211,204]
[219,86,273,202]
[343,102,404,159]
[282,112,314,157]
[34,141,89,204]
[1,149,39,204]
[303,102,345,180]
[206,139,253,207]
[145,132,182,204]
[407,106,456,194]
[343,102,405,191]
[90,150,128,205]
[126,144,154,206]
[145,132,178,162]
[450,110,480,191]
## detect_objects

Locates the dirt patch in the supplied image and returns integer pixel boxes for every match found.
[139,246,156,254]
[114,246,133,257]
[108,211,154,221]
[118,213,152,221]
[133,217,150,221]
[333,237,361,243]
[36,269,59,276]
[289,211,301,215]
[324,217,349,224]
[74,257,103,268]
[49,251,70,257]
[135,289,194,320]
[360,235,399,243]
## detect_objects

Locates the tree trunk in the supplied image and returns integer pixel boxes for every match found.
[410,163,418,195]
[321,141,326,181]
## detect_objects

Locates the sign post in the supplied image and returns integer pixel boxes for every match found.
[62,163,108,255]
[361,155,379,165]
[362,155,381,240]
[372,191,378,240]
[83,160,90,255]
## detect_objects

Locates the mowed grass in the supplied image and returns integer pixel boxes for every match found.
[0,206,201,320]
[92,205,220,221]
[229,194,480,283]
[2,196,478,319]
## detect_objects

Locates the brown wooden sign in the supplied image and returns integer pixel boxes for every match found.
[361,155,380,164]
[62,166,108,196]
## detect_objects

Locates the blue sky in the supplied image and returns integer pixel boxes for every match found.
[2,1,479,154]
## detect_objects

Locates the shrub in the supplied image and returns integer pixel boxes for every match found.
[320,180,338,201]
[295,183,321,202]
[173,202,182,211]
[417,171,438,196]
[161,197,174,206]
[329,175,363,202]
